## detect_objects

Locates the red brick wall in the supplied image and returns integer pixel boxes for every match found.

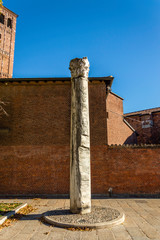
[0,83,71,145]
[106,92,137,145]
[91,145,160,195]
[0,80,107,195]
[0,81,159,196]
[0,145,160,195]
[0,81,107,146]
[0,146,70,195]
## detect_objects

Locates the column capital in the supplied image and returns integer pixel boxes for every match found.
[69,57,90,79]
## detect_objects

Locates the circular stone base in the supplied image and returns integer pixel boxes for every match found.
[44,206,125,229]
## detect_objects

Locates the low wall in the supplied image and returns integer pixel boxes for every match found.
[0,145,160,196]
[91,144,160,195]
[0,146,70,195]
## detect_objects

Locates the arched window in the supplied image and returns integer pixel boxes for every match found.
[0,14,5,24]
[7,18,12,28]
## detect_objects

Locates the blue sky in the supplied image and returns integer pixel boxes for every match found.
[5,0,160,113]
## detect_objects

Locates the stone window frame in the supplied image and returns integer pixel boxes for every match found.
[7,18,12,29]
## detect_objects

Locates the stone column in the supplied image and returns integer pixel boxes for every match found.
[69,57,91,214]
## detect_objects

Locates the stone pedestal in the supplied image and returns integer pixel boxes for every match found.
[69,57,91,214]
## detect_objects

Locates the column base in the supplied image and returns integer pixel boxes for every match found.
[70,207,91,215]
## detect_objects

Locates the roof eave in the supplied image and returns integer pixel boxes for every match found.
[0,76,114,85]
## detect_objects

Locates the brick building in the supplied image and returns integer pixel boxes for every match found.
[106,91,137,145]
[0,6,18,78]
[0,77,137,146]
[0,77,159,196]
[124,108,160,144]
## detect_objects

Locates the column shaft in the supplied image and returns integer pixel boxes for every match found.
[70,57,91,214]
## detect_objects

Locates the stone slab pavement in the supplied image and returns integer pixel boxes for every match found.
[0,198,160,240]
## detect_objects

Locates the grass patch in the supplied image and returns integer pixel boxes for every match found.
[0,203,21,217]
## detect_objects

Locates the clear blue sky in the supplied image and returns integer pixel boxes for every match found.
[5,0,160,113]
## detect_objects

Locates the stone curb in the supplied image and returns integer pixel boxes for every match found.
[44,210,125,229]
[0,203,27,225]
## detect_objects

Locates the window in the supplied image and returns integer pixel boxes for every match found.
[141,114,153,129]
[7,18,12,29]
[0,14,5,24]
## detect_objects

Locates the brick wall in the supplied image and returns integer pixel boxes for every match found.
[0,79,108,195]
[91,145,160,195]
[106,92,137,145]
[0,144,160,195]
[0,145,70,194]
[0,82,71,145]
[0,80,159,196]
[0,80,107,146]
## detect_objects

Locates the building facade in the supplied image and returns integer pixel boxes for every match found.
[124,108,160,144]
[0,77,159,196]
[106,91,137,145]
[0,6,18,78]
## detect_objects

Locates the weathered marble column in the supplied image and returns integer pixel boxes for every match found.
[69,57,91,214]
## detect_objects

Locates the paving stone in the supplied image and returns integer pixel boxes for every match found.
[46,231,65,240]
[64,199,70,208]
[50,226,68,233]
[30,232,50,240]
[11,233,32,240]
[47,199,58,207]
[97,228,115,240]
[130,237,150,240]
[19,222,38,235]
[125,227,150,239]
[80,230,98,240]
[92,200,101,206]
[0,199,160,240]
[63,230,81,240]
[127,201,160,239]
[111,225,133,240]
[0,228,18,240]
[11,220,28,231]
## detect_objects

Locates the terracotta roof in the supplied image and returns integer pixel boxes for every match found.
[124,107,160,116]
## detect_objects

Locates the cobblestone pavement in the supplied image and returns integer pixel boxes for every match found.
[0,198,160,240]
